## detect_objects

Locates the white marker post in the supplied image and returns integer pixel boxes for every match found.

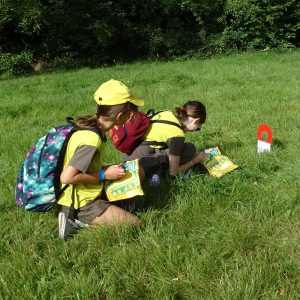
[257,124,272,153]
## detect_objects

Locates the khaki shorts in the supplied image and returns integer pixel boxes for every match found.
[60,199,110,224]
[122,142,196,177]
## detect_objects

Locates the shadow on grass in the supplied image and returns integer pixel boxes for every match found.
[135,164,209,211]
[272,138,285,149]
[219,139,244,152]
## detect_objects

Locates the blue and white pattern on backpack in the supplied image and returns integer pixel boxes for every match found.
[16,125,75,212]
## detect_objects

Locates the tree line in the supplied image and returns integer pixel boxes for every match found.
[0,0,299,75]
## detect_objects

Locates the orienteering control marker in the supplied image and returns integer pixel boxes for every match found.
[257,124,272,153]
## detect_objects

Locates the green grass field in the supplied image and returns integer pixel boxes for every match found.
[1,50,300,299]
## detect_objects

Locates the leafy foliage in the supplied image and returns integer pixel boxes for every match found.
[219,0,300,51]
[0,0,299,74]
[0,51,33,76]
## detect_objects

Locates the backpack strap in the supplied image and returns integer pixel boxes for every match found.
[147,109,183,129]
[141,113,183,148]
[53,127,78,200]
[66,117,106,142]
[151,119,182,129]
[146,109,156,118]
[66,116,75,125]
[77,126,107,142]
[68,185,77,221]
[146,109,165,119]
[54,118,105,201]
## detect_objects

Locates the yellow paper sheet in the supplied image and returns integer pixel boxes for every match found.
[105,159,144,201]
[202,147,238,178]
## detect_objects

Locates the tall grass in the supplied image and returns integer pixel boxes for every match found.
[0,50,300,299]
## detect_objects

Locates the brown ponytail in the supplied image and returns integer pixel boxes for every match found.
[173,100,206,123]
[75,102,138,129]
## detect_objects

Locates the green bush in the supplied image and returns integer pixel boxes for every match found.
[219,0,300,51]
[0,51,33,76]
[0,0,299,74]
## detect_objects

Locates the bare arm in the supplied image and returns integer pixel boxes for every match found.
[60,164,126,185]
[167,137,185,175]
[169,151,208,176]
[60,165,98,184]
[169,154,195,175]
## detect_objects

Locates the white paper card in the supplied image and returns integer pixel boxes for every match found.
[257,140,271,153]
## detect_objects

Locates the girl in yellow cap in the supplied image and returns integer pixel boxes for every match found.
[58,79,144,238]
[122,100,207,183]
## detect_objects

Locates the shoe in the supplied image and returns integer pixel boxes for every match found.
[58,212,89,239]
[150,174,160,186]
[182,169,192,179]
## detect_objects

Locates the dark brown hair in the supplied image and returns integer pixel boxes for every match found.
[75,102,138,129]
[173,100,206,124]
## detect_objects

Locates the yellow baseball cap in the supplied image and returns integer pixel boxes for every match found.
[93,79,144,106]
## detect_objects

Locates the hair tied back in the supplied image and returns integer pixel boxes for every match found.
[181,108,187,114]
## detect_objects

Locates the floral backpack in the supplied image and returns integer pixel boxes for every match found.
[15,119,77,212]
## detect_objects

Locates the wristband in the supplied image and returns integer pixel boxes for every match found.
[99,169,105,181]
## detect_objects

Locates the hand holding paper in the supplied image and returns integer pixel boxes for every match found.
[105,159,144,201]
[202,147,238,178]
